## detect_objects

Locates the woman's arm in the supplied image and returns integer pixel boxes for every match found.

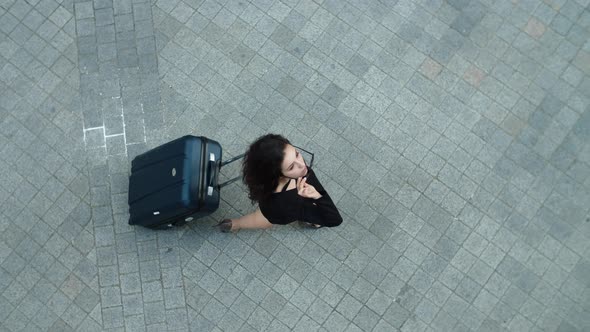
[301,190,343,227]
[231,208,274,230]
[294,175,343,227]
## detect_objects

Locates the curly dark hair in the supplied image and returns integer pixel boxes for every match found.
[242,134,291,203]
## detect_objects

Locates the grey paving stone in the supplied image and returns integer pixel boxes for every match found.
[245,305,273,331]
[101,305,123,328]
[50,6,73,28]
[74,2,94,20]
[570,258,590,286]
[0,11,19,34]
[143,301,165,325]
[272,302,301,329]
[162,287,185,309]
[2,0,590,330]
[381,300,409,328]
[11,22,35,45]
[74,286,100,314]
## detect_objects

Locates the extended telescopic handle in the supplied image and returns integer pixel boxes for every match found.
[218,153,245,189]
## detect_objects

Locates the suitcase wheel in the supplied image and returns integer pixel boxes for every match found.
[147,217,190,230]
[148,223,175,230]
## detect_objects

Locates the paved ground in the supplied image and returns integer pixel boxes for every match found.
[1,0,589,331]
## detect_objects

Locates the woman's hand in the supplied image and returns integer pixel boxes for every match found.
[296,177,322,200]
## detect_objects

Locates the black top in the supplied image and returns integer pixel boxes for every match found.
[258,168,343,227]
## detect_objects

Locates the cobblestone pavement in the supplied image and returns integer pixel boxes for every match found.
[1,0,589,331]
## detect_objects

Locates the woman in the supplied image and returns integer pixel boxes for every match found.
[216,134,343,232]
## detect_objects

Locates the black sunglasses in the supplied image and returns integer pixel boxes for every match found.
[291,144,314,169]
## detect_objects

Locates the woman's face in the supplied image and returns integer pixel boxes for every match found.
[281,144,308,179]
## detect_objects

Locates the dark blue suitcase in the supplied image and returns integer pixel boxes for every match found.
[128,135,242,229]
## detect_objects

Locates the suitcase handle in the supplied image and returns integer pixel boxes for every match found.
[208,153,245,190]
[217,153,245,189]
[209,159,220,189]
[221,153,245,167]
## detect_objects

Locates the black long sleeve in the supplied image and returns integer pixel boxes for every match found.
[301,190,343,227]
[258,169,343,227]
